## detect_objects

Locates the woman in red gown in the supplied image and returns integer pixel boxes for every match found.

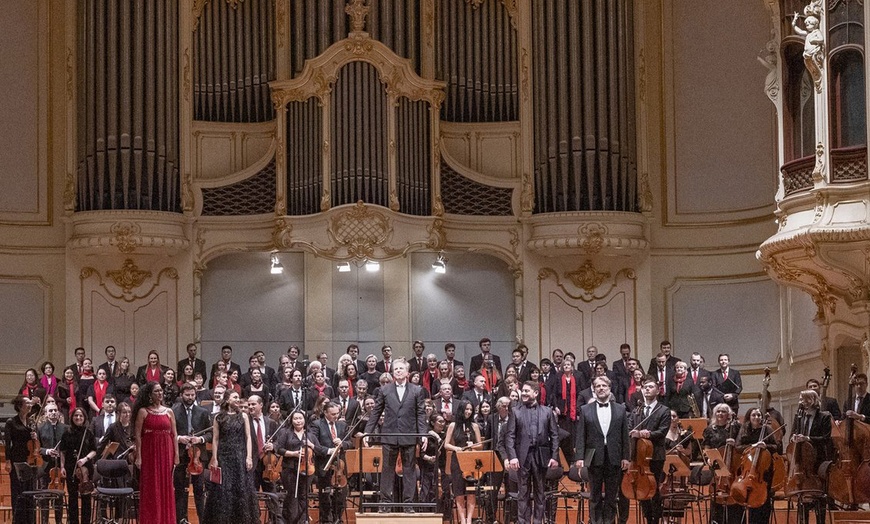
[133,382,178,524]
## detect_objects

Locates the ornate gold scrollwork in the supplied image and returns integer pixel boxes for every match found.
[566,260,611,295]
[328,201,394,261]
[578,223,607,256]
[107,259,152,295]
[111,222,141,254]
[500,0,519,30]
[345,0,370,33]
[82,259,178,303]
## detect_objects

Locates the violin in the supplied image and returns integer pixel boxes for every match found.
[620,403,657,501]
[75,463,95,495]
[187,444,204,476]
[26,402,45,467]
[759,368,787,492]
[48,465,64,491]
[730,415,774,508]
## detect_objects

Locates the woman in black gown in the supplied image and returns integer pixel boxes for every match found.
[274,411,313,523]
[203,390,259,524]
[444,399,482,524]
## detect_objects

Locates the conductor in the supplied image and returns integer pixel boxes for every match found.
[364,358,428,512]
[504,381,560,524]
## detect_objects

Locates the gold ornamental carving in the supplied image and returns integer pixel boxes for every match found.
[66,47,74,100]
[183,48,191,102]
[64,173,76,213]
[578,223,607,255]
[272,217,293,249]
[500,0,519,30]
[328,201,394,261]
[82,260,178,303]
[812,142,825,183]
[566,260,611,294]
[466,0,486,8]
[639,172,653,212]
[276,0,287,48]
[539,265,635,303]
[111,222,141,253]
[107,259,152,295]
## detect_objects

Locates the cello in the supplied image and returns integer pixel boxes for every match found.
[713,413,741,505]
[784,405,822,496]
[828,364,870,505]
[730,414,773,508]
[759,368,787,492]
[621,402,657,501]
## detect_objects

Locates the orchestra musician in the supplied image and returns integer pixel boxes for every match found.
[629,376,670,524]
[38,401,67,524]
[172,383,212,523]
[735,407,780,523]
[702,403,741,524]
[805,378,841,419]
[311,401,352,523]
[274,410,314,524]
[711,354,742,414]
[574,376,630,524]
[790,390,832,524]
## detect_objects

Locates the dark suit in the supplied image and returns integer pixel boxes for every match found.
[177,357,208,381]
[664,375,697,417]
[172,402,213,523]
[333,395,360,424]
[98,360,122,382]
[278,387,307,415]
[504,402,560,524]
[90,412,117,442]
[469,353,503,375]
[576,360,597,384]
[574,401,630,524]
[311,418,352,523]
[407,356,427,373]
[434,396,459,422]
[630,402,670,524]
[791,409,833,523]
[461,389,490,413]
[822,396,842,420]
[515,361,538,383]
[249,415,280,492]
[612,359,632,380]
[687,367,711,388]
[693,388,726,419]
[375,359,393,374]
[844,391,870,420]
[646,355,678,376]
[364,381,428,507]
[650,366,673,400]
[711,368,743,413]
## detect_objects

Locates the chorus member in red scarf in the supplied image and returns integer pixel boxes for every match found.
[478,354,502,394]
[308,370,334,401]
[626,368,644,408]
[529,367,545,404]
[421,354,440,396]
[665,360,696,418]
[453,365,470,397]
[20,368,47,408]
[553,359,582,462]
[40,361,59,397]
[87,368,114,415]
[58,367,78,417]
[136,350,169,385]
[75,358,97,414]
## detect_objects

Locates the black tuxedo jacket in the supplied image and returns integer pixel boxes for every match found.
[364,382,428,446]
[177,358,208,381]
[628,402,670,461]
[612,359,632,379]
[172,403,213,464]
[461,389,491,411]
[687,367,711,387]
[98,361,122,382]
[711,368,743,409]
[408,356,427,373]
[791,409,833,465]
[469,353,503,375]
[574,400,630,465]
[434,396,460,422]
[310,418,352,470]
[91,412,117,442]
[278,387,309,415]
[515,361,538,383]
[333,396,360,423]
[209,360,242,385]
[576,360,597,384]
[504,403,560,467]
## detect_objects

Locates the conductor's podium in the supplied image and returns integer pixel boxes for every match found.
[356,513,442,524]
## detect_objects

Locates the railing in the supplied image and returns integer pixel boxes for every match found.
[780,155,815,196]
[830,145,868,183]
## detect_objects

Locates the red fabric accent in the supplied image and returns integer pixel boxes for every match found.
[674,375,685,393]
[256,420,264,455]
[66,379,77,414]
[347,381,354,398]
[147,366,161,383]
[628,382,637,399]
[94,380,108,409]
[561,374,577,421]
[482,369,493,392]
[540,382,546,405]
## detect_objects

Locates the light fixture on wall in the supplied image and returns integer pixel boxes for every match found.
[365,260,380,272]
[432,252,447,274]
[270,254,284,275]
[337,262,351,272]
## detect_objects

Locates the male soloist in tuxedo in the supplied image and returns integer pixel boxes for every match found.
[173,383,213,523]
[364,359,427,512]
[312,402,352,523]
[504,381,560,524]
[575,376,630,524]
[629,377,671,524]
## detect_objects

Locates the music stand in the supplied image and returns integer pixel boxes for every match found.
[454,450,502,481]
[679,418,708,440]
[350,446,383,513]
[703,449,730,477]
[664,455,692,479]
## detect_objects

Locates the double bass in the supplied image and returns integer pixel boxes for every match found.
[828,364,870,505]
[784,405,822,496]
[621,402,657,500]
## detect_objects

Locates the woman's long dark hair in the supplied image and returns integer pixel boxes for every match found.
[132,382,160,427]
[455,399,475,437]
[69,407,90,431]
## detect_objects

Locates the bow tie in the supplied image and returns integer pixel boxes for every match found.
[597,403,609,408]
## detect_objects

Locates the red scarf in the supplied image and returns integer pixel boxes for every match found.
[481,368,496,392]
[561,374,576,421]
[674,374,686,392]
[314,383,326,396]
[455,378,469,392]
[628,382,637,399]
[347,381,354,398]
[94,380,108,409]
[540,382,547,405]
[423,370,434,392]
[65,378,77,414]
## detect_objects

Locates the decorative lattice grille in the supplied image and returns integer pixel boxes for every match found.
[201,160,276,216]
[441,162,513,216]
